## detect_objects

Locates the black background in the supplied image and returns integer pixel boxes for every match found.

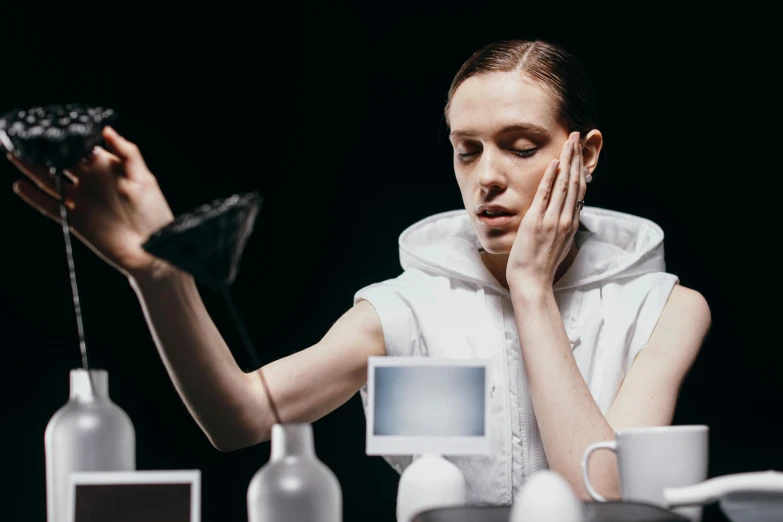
[0,3,775,522]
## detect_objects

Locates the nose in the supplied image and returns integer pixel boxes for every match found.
[475,148,507,193]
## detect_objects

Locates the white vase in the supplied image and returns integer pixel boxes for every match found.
[247,423,342,522]
[44,369,136,522]
[396,454,467,522]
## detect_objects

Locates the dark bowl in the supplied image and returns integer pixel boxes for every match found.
[412,500,689,522]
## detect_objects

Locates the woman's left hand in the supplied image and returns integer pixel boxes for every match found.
[506,131,586,292]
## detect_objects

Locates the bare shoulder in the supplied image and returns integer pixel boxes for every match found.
[665,284,711,328]
[648,284,711,359]
[319,299,386,357]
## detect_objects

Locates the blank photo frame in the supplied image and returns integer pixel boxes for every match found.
[67,470,200,522]
[366,356,491,456]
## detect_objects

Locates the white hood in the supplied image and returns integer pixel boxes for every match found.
[397,206,668,294]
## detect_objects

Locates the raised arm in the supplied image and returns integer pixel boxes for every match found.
[132,269,384,451]
[9,127,386,451]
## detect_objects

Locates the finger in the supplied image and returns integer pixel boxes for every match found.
[563,137,583,222]
[68,153,110,179]
[91,145,120,163]
[74,145,125,182]
[5,153,79,185]
[76,145,108,169]
[545,134,576,219]
[13,179,70,223]
[572,160,587,231]
[528,158,561,216]
[85,145,122,173]
[6,153,77,203]
[102,126,147,176]
[62,168,78,184]
[66,161,88,179]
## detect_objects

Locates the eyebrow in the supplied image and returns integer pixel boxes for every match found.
[449,123,550,140]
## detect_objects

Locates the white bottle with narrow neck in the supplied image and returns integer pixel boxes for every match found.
[44,369,135,522]
[247,423,342,522]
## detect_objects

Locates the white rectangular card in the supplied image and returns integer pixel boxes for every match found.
[366,356,491,456]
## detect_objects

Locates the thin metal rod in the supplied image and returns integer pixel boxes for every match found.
[53,167,97,395]
[53,168,89,371]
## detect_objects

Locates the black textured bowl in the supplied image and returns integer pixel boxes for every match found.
[0,104,116,169]
[142,192,263,289]
[412,501,689,522]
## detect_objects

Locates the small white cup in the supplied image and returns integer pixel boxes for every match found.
[581,425,708,522]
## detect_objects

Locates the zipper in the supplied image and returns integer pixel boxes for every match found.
[520,350,543,481]
[496,293,513,502]
[518,356,529,481]
[526,380,538,475]
[514,307,531,482]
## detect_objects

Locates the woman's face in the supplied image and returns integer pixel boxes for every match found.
[448,71,572,255]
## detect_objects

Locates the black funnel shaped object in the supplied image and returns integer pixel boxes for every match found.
[0,104,116,169]
[142,191,278,420]
[142,192,262,289]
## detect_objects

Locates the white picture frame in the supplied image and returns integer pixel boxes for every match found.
[366,356,491,456]
[67,470,201,522]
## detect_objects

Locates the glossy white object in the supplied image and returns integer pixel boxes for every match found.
[45,369,135,522]
[247,423,341,522]
[663,470,783,507]
[581,425,708,521]
[509,470,582,522]
[663,470,783,522]
[396,454,467,522]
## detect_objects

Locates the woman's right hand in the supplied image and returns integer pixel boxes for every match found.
[8,126,176,280]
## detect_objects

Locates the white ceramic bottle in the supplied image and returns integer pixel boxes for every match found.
[247,423,342,522]
[44,369,135,522]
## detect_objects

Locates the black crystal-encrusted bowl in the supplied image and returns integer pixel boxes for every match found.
[142,192,263,289]
[0,104,116,170]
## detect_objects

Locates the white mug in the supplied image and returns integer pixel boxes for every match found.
[581,425,709,522]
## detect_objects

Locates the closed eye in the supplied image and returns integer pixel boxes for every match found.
[457,151,480,163]
[511,148,537,159]
[457,147,538,163]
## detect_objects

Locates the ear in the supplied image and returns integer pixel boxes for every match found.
[580,129,603,175]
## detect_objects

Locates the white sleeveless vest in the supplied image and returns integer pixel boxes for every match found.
[354,207,679,505]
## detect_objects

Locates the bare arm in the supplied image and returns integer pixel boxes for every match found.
[131,269,385,451]
[512,283,710,500]
[504,133,710,499]
[8,127,386,452]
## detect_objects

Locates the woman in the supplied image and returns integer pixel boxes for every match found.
[8,40,710,504]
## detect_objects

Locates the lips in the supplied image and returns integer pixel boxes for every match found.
[475,203,515,228]
[477,214,514,227]
[476,203,514,217]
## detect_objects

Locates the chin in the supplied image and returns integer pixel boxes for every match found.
[477,234,514,255]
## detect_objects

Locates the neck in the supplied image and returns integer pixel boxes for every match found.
[481,241,579,290]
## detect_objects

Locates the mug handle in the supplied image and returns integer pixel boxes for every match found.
[581,440,617,502]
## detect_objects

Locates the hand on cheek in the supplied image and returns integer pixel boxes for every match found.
[506,132,586,290]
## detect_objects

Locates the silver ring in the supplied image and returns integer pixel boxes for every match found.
[575,199,584,211]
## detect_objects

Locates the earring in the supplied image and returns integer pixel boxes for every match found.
[585,174,593,183]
